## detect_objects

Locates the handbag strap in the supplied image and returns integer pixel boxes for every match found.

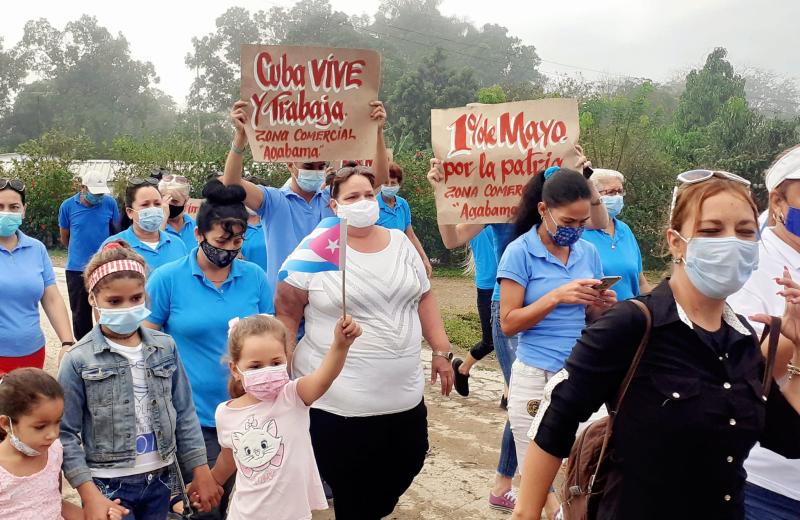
[588,299,652,492]
[759,317,782,397]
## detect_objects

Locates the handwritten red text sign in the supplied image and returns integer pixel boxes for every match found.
[431,99,579,224]
[241,45,381,163]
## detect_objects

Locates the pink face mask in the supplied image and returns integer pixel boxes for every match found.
[237,364,289,400]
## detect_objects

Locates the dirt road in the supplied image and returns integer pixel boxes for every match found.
[46,270,516,519]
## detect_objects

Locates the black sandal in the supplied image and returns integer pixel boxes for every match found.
[452,358,470,396]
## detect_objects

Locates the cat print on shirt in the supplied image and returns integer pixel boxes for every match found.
[231,415,285,480]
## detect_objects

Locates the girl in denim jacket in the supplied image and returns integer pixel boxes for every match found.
[58,241,221,520]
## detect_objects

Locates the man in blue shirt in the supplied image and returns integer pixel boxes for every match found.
[377,162,432,276]
[58,171,120,339]
[223,99,389,292]
[241,209,268,272]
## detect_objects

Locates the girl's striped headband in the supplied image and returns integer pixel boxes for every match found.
[88,259,146,292]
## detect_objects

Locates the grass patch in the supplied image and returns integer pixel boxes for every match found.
[442,310,482,351]
[433,266,467,279]
[48,247,67,268]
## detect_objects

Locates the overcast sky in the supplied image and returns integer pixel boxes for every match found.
[2,0,799,105]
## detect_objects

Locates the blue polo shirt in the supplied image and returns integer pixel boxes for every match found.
[470,227,498,290]
[146,250,274,426]
[497,227,603,372]
[377,194,412,231]
[257,185,333,286]
[488,223,515,302]
[582,218,643,301]
[242,222,267,272]
[102,227,188,273]
[0,231,56,356]
[166,213,198,251]
[58,193,120,272]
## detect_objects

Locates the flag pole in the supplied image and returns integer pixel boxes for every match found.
[340,218,348,320]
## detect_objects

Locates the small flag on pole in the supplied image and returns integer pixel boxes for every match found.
[278,217,347,281]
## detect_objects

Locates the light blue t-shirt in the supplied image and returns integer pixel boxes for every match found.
[241,221,268,273]
[496,226,603,373]
[488,223,515,302]
[166,213,198,251]
[257,185,334,287]
[146,250,274,426]
[0,231,56,356]
[470,227,498,290]
[377,194,412,231]
[58,193,120,272]
[102,227,188,273]
[582,218,643,301]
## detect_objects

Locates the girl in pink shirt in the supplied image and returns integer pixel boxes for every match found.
[190,314,361,520]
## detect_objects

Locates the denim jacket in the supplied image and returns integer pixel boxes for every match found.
[58,325,207,488]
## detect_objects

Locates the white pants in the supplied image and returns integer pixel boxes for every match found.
[508,360,608,469]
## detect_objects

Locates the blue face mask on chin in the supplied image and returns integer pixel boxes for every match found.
[84,192,104,206]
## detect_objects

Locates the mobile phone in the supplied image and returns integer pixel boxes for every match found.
[594,275,622,292]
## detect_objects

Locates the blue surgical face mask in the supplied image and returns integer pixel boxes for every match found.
[97,303,152,335]
[135,206,164,232]
[381,185,400,198]
[677,233,759,300]
[780,206,800,238]
[0,211,22,237]
[296,170,325,193]
[84,192,104,206]
[601,195,624,219]
[544,209,584,247]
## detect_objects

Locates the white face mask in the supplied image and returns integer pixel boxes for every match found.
[5,418,41,456]
[336,198,380,228]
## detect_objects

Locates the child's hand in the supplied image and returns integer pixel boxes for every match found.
[190,465,223,512]
[333,315,362,349]
[84,495,127,520]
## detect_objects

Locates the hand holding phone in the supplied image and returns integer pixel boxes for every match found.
[594,275,622,292]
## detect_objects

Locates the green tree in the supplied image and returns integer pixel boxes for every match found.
[1,16,175,150]
[476,85,507,104]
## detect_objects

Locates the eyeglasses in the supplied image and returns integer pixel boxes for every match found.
[599,188,625,196]
[0,178,25,192]
[128,177,159,187]
[669,169,751,220]
[161,174,189,185]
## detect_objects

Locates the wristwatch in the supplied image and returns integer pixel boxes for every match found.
[431,350,454,361]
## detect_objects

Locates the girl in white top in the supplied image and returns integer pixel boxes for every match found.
[275,166,454,518]
[193,314,361,520]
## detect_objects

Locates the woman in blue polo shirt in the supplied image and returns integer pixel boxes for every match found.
[145,179,273,518]
[377,162,432,276]
[159,173,198,250]
[498,167,615,476]
[103,178,188,272]
[582,169,651,300]
[0,179,74,372]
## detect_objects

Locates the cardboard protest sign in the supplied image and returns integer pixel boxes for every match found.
[336,149,393,170]
[241,44,381,163]
[431,99,580,224]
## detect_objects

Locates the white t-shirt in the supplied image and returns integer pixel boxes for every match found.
[91,340,172,478]
[215,381,327,520]
[141,240,159,250]
[728,227,800,500]
[286,229,430,417]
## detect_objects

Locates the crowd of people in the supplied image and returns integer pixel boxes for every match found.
[0,97,799,520]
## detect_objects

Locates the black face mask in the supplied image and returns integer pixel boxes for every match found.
[168,204,185,219]
[200,240,240,269]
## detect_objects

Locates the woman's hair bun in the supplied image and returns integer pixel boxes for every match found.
[202,179,247,205]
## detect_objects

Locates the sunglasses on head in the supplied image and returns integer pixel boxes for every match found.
[161,174,189,185]
[334,165,373,177]
[669,169,751,220]
[128,177,159,187]
[0,178,25,192]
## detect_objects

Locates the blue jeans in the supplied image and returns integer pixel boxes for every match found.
[93,467,171,520]
[491,300,518,478]
[744,482,800,520]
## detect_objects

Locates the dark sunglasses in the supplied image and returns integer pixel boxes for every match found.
[128,177,159,187]
[161,174,189,185]
[0,178,25,192]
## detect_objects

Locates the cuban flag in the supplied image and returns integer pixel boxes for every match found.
[278,217,347,281]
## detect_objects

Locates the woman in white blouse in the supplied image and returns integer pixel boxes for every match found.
[275,166,454,520]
